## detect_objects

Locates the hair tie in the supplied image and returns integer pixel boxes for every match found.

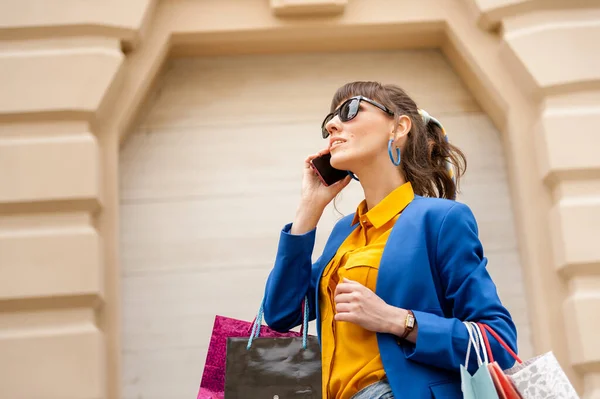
[418,108,432,125]
[418,108,456,188]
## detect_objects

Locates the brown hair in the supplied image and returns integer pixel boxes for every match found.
[331,81,466,200]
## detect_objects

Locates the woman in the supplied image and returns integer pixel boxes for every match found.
[263,81,518,399]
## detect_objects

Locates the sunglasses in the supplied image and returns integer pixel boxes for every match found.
[321,95,394,138]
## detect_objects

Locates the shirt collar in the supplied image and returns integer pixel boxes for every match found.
[352,182,415,229]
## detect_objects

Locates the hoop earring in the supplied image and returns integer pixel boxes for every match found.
[347,171,359,181]
[388,139,401,166]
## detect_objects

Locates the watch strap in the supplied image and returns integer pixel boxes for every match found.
[399,310,415,340]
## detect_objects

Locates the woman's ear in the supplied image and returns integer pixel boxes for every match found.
[391,115,412,143]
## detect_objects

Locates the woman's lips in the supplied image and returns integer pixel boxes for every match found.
[329,138,346,151]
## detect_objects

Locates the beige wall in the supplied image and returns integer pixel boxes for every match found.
[1,0,599,398]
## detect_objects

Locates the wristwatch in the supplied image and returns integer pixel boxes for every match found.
[399,310,415,340]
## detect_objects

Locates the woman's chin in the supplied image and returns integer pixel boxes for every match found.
[330,152,352,171]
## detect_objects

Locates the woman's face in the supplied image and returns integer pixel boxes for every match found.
[325,99,395,172]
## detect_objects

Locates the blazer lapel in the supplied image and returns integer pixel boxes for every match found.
[377,198,420,300]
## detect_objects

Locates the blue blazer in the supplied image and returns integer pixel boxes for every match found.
[263,196,518,398]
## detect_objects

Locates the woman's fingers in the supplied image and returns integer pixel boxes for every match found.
[335,302,353,313]
[333,174,352,188]
[334,312,355,323]
[335,279,364,296]
[334,293,354,304]
[305,148,331,163]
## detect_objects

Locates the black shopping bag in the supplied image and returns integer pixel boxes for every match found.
[223,297,321,399]
[224,336,322,398]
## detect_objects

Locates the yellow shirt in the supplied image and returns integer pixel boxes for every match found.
[319,182,415,399]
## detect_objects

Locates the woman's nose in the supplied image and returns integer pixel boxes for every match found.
[325,115,342,136]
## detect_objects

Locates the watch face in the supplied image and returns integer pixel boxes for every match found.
[407,315,415,329]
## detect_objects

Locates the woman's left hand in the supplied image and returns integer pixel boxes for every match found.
[334,277,405,334]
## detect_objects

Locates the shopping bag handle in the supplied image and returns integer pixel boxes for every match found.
[247,295,310,351]
[464,321,486,367]
[477,322,522,364]
[247,298,307,335]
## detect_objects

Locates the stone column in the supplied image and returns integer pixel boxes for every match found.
[474,1,600,396]
[0,1,154,398]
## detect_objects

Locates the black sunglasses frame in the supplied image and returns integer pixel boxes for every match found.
[321,95,394,139]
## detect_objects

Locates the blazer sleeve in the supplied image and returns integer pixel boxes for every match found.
[402,202,519,372]
[262,223,319,332]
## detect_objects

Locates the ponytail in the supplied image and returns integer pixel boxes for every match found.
[418,109,465,200]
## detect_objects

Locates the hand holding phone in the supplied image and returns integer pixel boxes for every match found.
[292,151,352,234]
[309,153,349,187]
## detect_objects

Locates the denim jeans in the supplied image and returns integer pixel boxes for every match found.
[350,379,394,399]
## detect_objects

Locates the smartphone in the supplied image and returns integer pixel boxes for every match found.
[310,153,348,187]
